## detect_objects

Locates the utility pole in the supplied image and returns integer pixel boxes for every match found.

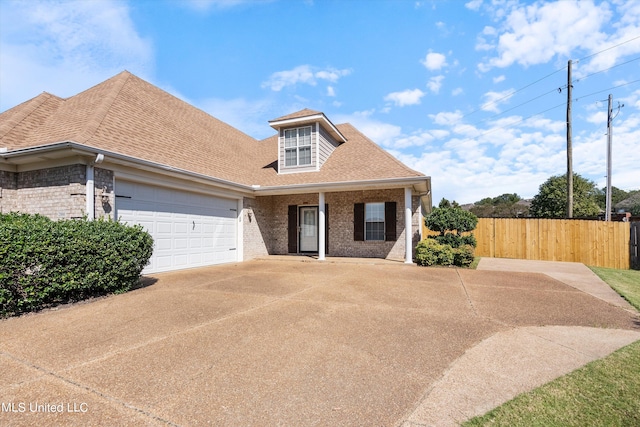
[566,60,573,218]
[605,94,613,221]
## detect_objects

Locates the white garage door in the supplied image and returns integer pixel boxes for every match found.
[115,181,238,273]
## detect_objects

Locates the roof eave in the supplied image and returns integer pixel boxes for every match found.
[268,113,347,143]
[0,142,256,195]
[252,176,430,196]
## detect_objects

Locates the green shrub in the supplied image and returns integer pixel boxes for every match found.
[425,199,478,250]
[0,213,153,317]
[453,244,475,267]
[431,232,477,249]
[416,239,476,268]
[415,238,454,267]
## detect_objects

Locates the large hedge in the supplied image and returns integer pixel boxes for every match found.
[0,213,153,317]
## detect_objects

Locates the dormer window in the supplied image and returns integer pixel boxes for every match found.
[269,109,348,174]
[284,126,312,167]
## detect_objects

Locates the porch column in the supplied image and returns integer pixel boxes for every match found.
[404,187,413,264]
[318,192,326,260]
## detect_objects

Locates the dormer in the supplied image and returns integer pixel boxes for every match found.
[269,109,347,174]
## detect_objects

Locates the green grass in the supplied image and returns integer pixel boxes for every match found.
[463,266,640,427]
[590,267,640,311]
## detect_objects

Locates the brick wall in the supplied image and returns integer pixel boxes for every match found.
[0,165,115,220]
[243,196,272,259]
[243,188,422,261]
[0,170,18,213]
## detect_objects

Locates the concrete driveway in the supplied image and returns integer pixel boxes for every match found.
[1,258,639,427]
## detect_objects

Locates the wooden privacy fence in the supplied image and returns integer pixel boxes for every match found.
[424,218,631,269]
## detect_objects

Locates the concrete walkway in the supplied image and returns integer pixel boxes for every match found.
[400,258,640,426]
[477,258,636,310]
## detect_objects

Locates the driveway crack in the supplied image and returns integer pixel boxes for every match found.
[0,350,180,426]
[456,268,478,317]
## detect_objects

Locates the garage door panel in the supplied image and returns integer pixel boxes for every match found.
[157,222,173,234]
[116,181,238,273]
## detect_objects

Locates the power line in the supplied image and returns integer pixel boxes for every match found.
[462,68,566,119]
[446,79,640,147]
[470,87,561,128]
[576,35,640,63]
[438,35,640,140]
[575,78,640,102]
[574,56,640,83]
[459,36,640,124]
[467,54,639,130]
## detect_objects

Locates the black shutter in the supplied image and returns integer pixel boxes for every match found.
[385,202,397,241]
[288,205,298,253]
[325,204,329,254]
[354,203,364,241]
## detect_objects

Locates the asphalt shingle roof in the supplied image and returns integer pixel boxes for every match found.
[0,71,426,188]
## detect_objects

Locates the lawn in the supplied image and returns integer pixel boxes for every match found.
[590,267,640,311]
[463,267,640,427]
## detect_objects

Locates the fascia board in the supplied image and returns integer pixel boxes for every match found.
[253,176,431,196]
[0,141,256,195]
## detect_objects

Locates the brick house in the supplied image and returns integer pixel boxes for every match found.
[0,71,431,273]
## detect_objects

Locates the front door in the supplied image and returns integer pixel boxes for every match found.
[299,206,318,252]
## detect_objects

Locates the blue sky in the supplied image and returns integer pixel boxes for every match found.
[1,0,639,204]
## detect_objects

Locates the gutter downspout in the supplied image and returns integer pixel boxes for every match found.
[86,154,104,220]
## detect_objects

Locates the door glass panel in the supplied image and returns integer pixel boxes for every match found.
[303,210,316,236]
[299,207,318,252]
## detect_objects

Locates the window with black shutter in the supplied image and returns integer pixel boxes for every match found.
[354,202,397,242]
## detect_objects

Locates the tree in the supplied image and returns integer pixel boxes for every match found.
[470,193,528,218]
[425,198,478,247]
[595,186,628,211]
[530,173,600,218]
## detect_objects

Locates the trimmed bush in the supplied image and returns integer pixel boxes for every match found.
[415,240,476,268]
[0,213,153,317]
[415,239,454,267]
[431,233,477,249]
[453,244,475,267]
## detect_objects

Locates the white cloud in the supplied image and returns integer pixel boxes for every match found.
[451,87,464,96]
[475,1,639,72]
[427,75,445,94]
[261,65,351,91]
[384,88,425,106]
[181,0,271,11]
[327,86,336,97]
[0,0,153,111]
[493,75,506,83]
[429,110,463,126]
[465,0,482,12]
[421,51,448,71]
[333,111,402,148]
[481,89,514,113]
